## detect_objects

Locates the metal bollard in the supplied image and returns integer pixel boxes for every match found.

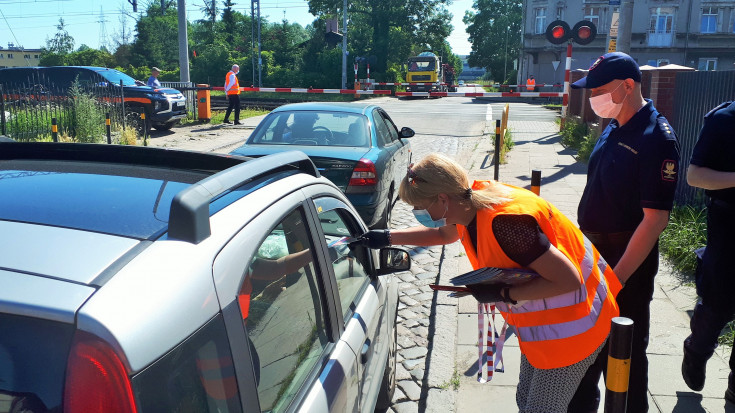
[106,113,111,144]
[141,112,147,146]
[531,170,541,195]
[494,119,501,181]
[51,118,58,142]
[605,317,634,413]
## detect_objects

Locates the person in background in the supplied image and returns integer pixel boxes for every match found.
[223,64,242,125]
[359,153,621,413]
[567,51,680,412]
[681,100,735,405]
[526,75,536,91]
[147,67,161,88]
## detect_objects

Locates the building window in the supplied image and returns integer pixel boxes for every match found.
[698,58,717,71]
[23,54,30,59]
[648,7,675,47]
[534,7,547,34]
[701,7,718,33]
[584,6,602,28]
[0,54,4,59]
[556,5,565,20]
[7,54,13,59]
[34,55,39,59]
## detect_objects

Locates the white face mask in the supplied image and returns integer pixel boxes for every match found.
[589,82,625,119]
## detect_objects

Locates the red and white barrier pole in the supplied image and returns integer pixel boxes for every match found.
[560,41,572,130]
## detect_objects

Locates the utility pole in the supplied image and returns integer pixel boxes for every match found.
[252,0,256,85]
[257,0,262,87]
[503,26,509,82]
[341,0,348,89]
[161,0,166,15]
[617,0,634,53]
[177,0,190,82]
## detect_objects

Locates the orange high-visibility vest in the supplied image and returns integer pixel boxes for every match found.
[526,78,536,91]
[456,181,621,369]
[225,71,240,95]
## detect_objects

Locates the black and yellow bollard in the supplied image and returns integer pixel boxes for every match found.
[51,117,58,142]
[141,111,148,146]
[106,113,112,144]
[605,317,634,413]
[494,119,501,181]
[531,170,541,196]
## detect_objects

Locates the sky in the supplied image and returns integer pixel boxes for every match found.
[0,0,474,55]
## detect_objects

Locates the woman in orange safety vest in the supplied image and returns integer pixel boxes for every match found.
[358,153,622,412]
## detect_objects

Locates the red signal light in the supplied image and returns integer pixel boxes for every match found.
[545,20,571,44]
[572,20,597,45]
[552,26,566,39]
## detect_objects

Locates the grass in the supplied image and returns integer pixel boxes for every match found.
[178,108,271,126]
[440,369,461,390]
[659,205,707,275]
[559,116,599,163]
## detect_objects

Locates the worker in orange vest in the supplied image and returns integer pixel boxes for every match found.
[223,64,241,125]
[358,153,622,412]
[526,75,536,91]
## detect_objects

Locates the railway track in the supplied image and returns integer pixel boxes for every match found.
[210,96,292,111]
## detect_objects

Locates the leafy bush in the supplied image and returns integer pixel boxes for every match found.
[560,116,587,148]
[577,127,600,163]
[68,81,105,143]
[659,205,707,275]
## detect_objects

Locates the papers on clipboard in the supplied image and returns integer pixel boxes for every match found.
[449,267,540,286]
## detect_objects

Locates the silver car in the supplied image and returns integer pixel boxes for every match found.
[0,143,406,413]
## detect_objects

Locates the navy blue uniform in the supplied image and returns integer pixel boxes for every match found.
[684,101,735,396]
[569,99,680,413]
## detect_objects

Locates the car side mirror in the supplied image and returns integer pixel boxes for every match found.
[399,127,415,138]
[377,247,411,275]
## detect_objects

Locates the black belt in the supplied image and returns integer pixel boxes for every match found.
[582,230,635,245]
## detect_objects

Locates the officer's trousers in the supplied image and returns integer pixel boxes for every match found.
[684,199,735,384]
[224,94,240,122]
[567,231,658,413]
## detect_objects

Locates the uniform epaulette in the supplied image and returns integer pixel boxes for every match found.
[656,118,675,138]
[704,101,734,118]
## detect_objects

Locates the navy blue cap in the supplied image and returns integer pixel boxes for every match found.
[571,52,641,89]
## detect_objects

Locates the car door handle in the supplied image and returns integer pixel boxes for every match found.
[360,339,371,364]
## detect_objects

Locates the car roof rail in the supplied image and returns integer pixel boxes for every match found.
[0,142,244,172]
[168,150,320,244]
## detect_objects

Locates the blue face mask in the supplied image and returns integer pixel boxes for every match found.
[412,201,447,228]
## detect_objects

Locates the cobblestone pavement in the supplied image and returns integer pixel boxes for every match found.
[384,131,489,413]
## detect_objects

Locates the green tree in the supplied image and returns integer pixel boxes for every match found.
[67,48,115,67]
[463,0,522,83]
[129,3,182,69]
[221,0,237,44]
[45,18,75,55]
[307,0,452,73]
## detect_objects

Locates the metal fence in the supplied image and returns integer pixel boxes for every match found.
[161,81,196,117]
[672,70,735,207]
[1,71,126,142]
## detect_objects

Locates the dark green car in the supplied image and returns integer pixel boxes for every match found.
[231,102,414,228]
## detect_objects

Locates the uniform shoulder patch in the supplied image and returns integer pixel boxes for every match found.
[656,118,675,138]
[661,159,678,182]
[704,101,733,118]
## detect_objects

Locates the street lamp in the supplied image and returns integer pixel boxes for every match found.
[503,26,509,82]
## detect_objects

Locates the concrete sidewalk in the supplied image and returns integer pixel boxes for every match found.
[429,104,734,412]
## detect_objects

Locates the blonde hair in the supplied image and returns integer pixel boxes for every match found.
[398,153,510,209]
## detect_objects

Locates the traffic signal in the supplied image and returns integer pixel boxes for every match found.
[545,20,597,45]
[572,20,597,45]
[545,20,570,45]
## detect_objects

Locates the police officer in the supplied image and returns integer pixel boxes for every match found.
[681,100,735,404]
[567,52,680,412]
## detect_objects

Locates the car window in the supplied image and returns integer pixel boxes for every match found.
[373,109,392,147]
[378,110,400,142]
[239,208,329,413]
[248,111,369,147]
[132,314,241,413]
[314,198,371,322]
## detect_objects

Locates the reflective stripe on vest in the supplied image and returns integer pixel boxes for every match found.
[457,181,621,369]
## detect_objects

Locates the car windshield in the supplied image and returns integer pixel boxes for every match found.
[247,111,370,147]
[408,60,435,72]
[95,68,138,86]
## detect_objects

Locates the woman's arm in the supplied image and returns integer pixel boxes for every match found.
[390,224,461,246]
[506,245,583,302]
